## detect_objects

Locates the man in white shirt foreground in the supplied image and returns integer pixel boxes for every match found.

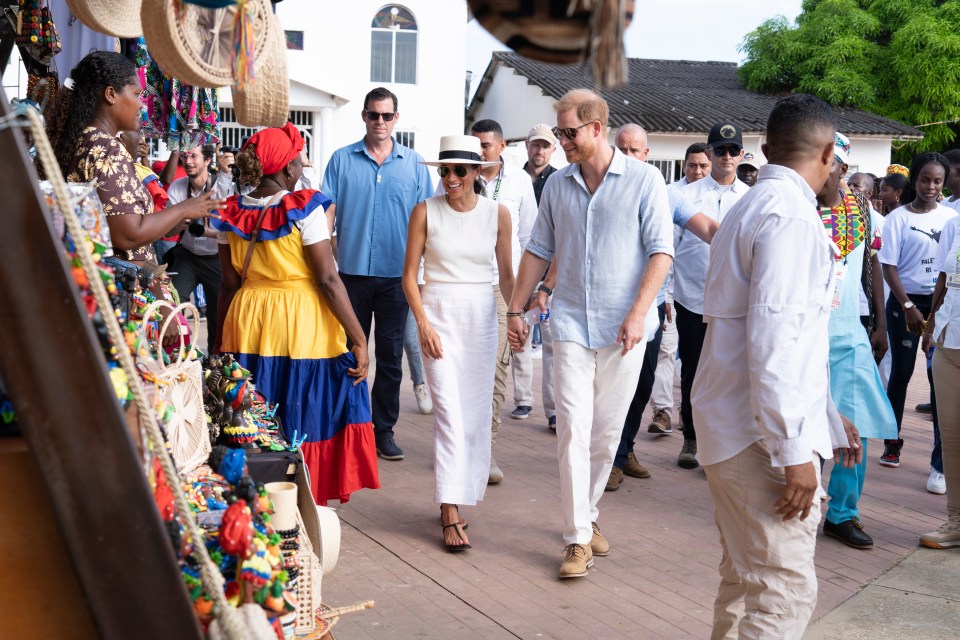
[691,94,860,638]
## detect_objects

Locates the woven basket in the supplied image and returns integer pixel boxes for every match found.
[234,11,288,128]
[467,0,633,86]
[66,0,143,38]
[140,0,274,88]
[294,510,323,637]
[136,300,210,474]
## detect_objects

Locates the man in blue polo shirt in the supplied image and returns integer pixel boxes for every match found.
[322,87,434,461]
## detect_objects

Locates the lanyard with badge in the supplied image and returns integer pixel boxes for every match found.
[484,163,503,201]
[948,248,960,289]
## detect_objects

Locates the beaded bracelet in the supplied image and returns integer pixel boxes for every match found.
[276,524,300,540]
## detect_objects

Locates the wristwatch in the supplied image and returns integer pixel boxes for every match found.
[903,301,916,310]
[536,283,554,296]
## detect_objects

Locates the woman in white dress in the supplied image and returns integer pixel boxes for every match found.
[402,135,514,552]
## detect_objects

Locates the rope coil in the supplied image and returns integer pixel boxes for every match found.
[23,107,249,639]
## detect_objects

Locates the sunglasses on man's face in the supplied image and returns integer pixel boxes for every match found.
[551,122,593,141]
[365,111,396,122]
[712,145,742,157]
[437,165,470,179]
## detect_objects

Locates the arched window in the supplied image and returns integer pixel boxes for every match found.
[370,5,417,84]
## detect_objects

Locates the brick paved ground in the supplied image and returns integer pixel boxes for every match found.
[320,349,946,639]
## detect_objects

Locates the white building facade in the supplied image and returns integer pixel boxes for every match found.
[220,0,469,178]
[470,53,921,180]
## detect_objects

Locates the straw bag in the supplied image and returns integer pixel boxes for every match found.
[467,0,633,87]
[65,0,142,38]
[234,11,288,128]
[137,300,210,473]
[140,0,274,89]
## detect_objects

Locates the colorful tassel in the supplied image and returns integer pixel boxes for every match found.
[232,0,256,90]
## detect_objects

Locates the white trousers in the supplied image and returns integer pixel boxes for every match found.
[541,311,555,419]
[422,283,497,506]
[704,442,821,639]
[554,340,645,544]
[650,307,678,413]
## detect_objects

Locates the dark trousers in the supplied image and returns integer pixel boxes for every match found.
[614,302,666,468]
[165,245,220,354]
[884,292,942,470]
[339,274,408,441]
[675,301,708,441]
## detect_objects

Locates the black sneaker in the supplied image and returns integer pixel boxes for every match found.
[916,402,933,414]
[879,438,903,468]
[510,405,533,420]
[548,415,556,431]
[376,436,404,461]
[823,518,874,549]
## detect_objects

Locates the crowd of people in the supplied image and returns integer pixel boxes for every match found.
[45,48,960,639]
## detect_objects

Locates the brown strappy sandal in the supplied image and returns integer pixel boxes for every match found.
[442,520,471,553]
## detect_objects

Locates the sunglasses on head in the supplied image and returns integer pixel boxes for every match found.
[712,145,742,157]
[437,165,470,178]
[365,111,396,122]
[551,122,593,141]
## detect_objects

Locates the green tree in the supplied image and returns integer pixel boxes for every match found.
[739,0,960,156]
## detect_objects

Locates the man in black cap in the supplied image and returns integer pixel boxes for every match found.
[673,122,751,469]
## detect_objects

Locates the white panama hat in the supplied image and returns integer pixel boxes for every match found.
[421,135,500,167]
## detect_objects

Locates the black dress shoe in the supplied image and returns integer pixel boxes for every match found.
[916,402,933,414]
[823,518,874,549]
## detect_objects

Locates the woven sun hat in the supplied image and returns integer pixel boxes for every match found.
[66,0,143,38]
[420,135,500,167]
[234,12,288,127]
[140,0,275,89]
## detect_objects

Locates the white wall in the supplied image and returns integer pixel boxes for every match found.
[274,0,467,172]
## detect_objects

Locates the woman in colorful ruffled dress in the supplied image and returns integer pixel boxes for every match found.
[213,123,379,505]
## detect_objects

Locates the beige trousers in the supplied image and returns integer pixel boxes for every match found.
[704,442,821,640]
[491,284,509,448]
[933,346,960,519]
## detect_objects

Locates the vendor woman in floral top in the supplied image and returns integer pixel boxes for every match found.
[48,51,223,263]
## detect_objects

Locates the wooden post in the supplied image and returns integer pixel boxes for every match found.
[0,92,203,639]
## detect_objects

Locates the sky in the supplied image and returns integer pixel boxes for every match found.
[465,0,804,97]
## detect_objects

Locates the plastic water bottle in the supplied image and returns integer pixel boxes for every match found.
[524,307,549,326]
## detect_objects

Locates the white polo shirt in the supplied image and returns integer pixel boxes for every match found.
[674,174,750,314]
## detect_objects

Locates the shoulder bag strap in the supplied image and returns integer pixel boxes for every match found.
[239,192,284,284]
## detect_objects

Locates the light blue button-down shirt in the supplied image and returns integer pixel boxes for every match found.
[322,138,434,277]
[526,148,674,349]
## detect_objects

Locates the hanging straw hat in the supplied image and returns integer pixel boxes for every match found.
[65,0,143,38]
[140,0,274,89]
[467,0,634,87]
[420,135,500,167]
[234,13,289,128]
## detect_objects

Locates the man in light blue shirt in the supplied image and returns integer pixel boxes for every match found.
[607,124,718,491]
[322,87,434,461]
[506,90,673,579]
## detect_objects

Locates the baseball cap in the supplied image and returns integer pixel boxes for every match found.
[527,123,558,146]
[707,122,743,149]
[834,132,851,165]
[739,152,759,169]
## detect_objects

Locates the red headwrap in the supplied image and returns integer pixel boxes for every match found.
[243,122,305,175]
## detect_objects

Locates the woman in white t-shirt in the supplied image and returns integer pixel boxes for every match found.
[878,152,958,468]
[402,135,514,552]
[922,215,960,547]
